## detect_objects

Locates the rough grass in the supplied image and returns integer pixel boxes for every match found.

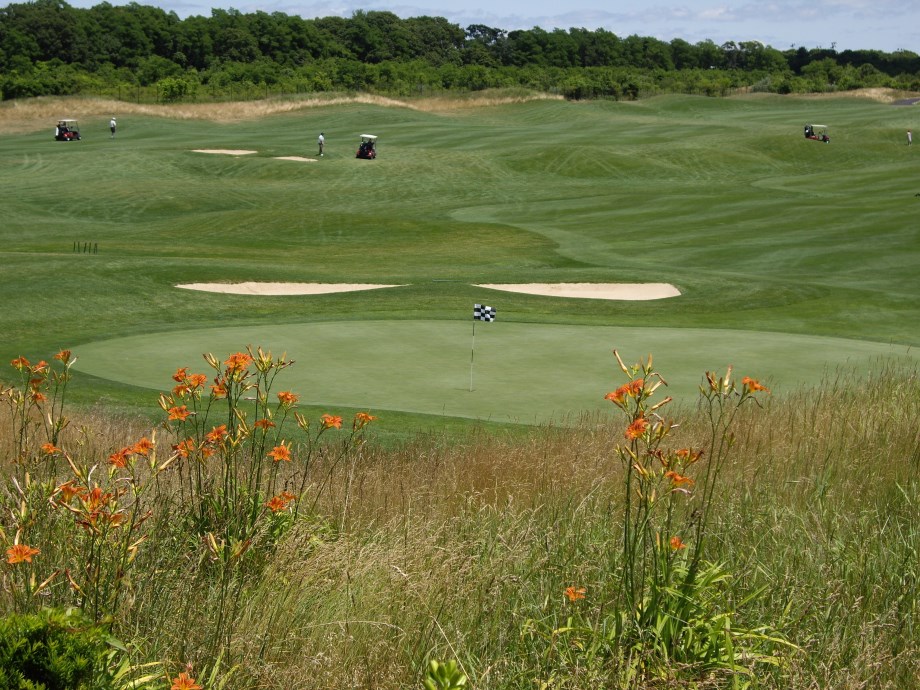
[4,364,917,688]
[0,89,564,133]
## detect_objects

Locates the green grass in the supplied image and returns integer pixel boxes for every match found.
[2,93,919,430]
[73,319,918,423]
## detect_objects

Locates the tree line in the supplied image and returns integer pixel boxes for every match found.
[2,0,919,101]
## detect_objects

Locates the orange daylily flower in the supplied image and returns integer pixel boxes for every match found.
[168,405,191,421]
[56,481,84,503]
[172,383,191,397]
[106,511,126,527]
[81,487,112,513]
[108,448,130,468]
[564,585,586,602]
[741,376,770,393]
[224,352,253,374]
[211,380,228,398]
[41,443,62,456]
[6,544,40,564]
[606,378,644,406]
[266,492,296,513]
[267,443,291,462]
[353,411,377,430]
[205,425,228,444]
[670,536,686,550]
[187,373,208,388]
[30,391,46,403]
[625,416,649,440]
[277,391,299,405]
[605,386,628,405]
[54,349,72,363]
[665,470,695,487]
[265,496,287,512]
[174,438,197,458]
[132,437,154,456]
[254,418,276,430]
[321,414,343,430]
[170,673,203,690]
[172,367,189,383]
[675,448,704,464]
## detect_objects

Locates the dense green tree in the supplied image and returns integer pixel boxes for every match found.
[1,1,918,101]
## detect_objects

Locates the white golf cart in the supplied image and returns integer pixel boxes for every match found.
[55,119,81,141]
[356,134,377,159]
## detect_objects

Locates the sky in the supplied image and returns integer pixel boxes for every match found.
[73,0,919,53]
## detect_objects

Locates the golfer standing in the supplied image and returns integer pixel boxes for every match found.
[908,129,912,146]
[318,132,325,157]
[110,117,117,139]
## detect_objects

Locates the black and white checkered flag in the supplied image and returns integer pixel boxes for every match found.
[473,304,496,322]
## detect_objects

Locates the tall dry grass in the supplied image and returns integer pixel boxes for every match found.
[0,89,563,135]
[2,358,919,688]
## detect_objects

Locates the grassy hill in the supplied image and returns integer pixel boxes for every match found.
[1,91,918,430]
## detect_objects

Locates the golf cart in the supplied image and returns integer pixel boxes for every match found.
[804,124,829,143]
[55,119,81,141]
[356,134,377,159]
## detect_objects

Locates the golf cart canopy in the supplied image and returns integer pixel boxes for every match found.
[356,134,378,159]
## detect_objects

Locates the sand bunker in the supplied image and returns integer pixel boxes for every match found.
[274,156,318,162]
[176,282,679,299]
[476,283,680,301]
[176,282,403,296]
[191,149,258,155]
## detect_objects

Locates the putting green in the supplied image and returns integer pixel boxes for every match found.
[72,321,918,424]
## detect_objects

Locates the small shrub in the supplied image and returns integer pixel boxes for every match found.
[0,607,114,690]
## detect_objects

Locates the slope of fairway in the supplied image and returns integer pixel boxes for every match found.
[3,93,919,427]
[72,321,918,424]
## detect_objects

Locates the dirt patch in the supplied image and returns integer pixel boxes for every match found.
[274,156,318,162]
[192,149,257,155]
[477,283,680,301]
[176,282,404,295]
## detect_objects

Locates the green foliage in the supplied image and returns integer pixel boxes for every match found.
[519,355,796,686]
[1,343,377,671]
[156,75,196,102]
[0,0,916,100]
[0,608,115,690]
[422,659,467,690]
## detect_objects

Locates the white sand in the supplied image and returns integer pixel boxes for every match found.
[476,283,680,301]
[175,282,679,300]
[191,149,258,155]
[176,282,404,295]
[274,156,318,162]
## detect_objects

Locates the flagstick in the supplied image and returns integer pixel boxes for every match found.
[469,318,476,392]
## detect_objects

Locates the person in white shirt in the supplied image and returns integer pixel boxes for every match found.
[110,117,117,138]
[318,132,325,156]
